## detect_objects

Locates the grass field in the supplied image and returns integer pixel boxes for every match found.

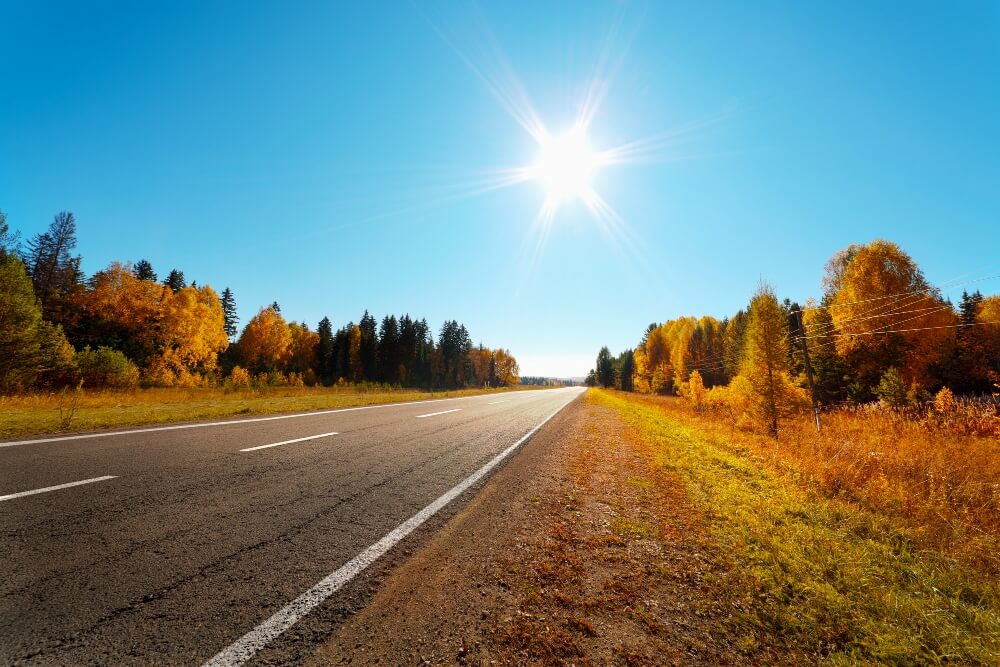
[590,389,1000,664]
[0,384,536,439]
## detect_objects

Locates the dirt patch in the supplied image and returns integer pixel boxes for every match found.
[307,394,754,665]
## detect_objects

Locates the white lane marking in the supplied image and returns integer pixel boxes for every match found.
[0,475,117,502]
[203,389,582,667]
[0,389,568,449]
[415,409,462,419]
[240,432,339,453]
[487,400,508,404]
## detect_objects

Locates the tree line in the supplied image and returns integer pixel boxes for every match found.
[587,240,1000,435]
[0,210,519,392]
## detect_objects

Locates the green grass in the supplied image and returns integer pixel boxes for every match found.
[0,385,536,439]
[591,389,1000,664]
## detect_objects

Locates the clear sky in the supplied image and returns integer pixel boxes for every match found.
[2,1,998,377]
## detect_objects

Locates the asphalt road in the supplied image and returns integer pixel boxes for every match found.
[0,386,584,665]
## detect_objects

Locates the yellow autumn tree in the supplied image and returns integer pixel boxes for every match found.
[348,324,363,382]
[78,262,165,364]
[287,322,319,375]
[827,240,956,388]
[738,282,806,438]
[237,306,292,373]
[150,285,229,385]
[492,348,520,386]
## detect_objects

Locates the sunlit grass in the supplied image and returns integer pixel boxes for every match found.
[0,385,540,439]
[591,389,1000,664]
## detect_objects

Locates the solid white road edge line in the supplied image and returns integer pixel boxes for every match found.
[0,388,567,449]
[0,475,117,502]
[414,409,461,419]
[202,389,582,667]
[240,432,339,453]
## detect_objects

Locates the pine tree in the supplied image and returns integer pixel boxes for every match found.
[220,287,238,339]
[132,259,157,282]
[359,311,377,382]
[164,269,186,292]
[596,346,614,388]
[377,315,400,383]
[26,211,82,322]
[316,317,334,384]
[0,209,21,259]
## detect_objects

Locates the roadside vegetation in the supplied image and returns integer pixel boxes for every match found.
[0,384,537,440]
[0,210,525,431]
[588,389,999,664]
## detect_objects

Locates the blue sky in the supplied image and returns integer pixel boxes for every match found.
[2,1,998,377]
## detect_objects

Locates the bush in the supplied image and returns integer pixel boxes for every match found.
[75,346,140,389]
[227,365,251,388]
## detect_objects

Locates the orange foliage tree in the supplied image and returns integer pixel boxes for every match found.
[236,306,291,373]
[827,240,955,389]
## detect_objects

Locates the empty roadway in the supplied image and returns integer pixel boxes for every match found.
[0,386,584,665]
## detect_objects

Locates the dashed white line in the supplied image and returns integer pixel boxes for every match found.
[0,475,117,502]
[202,389,582,667]
[239,432,339,452]
[487,400,508,404]
[0,389,565,449]
[415,409,462,419]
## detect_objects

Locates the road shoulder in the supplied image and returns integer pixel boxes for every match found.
[307,391,746,665]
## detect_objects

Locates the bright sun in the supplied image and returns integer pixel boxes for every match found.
[531,126,602,202]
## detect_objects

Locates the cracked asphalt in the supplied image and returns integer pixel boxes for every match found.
[0,387,583,665]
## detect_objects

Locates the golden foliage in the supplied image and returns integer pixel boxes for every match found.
[933,386,956,414]
[828,240,956,387]
[288,322,319,374]
[228,365,251,388]
[237,306,291,373]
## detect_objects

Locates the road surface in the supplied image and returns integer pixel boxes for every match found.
[0,387,584,665]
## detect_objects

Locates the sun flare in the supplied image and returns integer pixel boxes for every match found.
[530,126,603,202]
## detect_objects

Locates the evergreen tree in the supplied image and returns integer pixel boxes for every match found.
[0,209,20,259]
[377,315,400,383]
[316,316,334,384]
[220,287,238,339]
[164,269,186,292]
[596,346,614,388]
[26,211,82,322]
[132,259,157,282]
[614,349,634,391]
[359,310,378,381]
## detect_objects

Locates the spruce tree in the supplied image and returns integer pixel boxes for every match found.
[316,316,334,384]
[220,287,238,339]
[133,259,157,282]
[26,211,82,322]
[163,269,186,292]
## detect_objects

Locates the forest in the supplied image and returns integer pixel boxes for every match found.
[0,210,519,393]
[587,239,1000,435]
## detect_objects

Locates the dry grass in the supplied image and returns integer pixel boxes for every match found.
[681,395,1000,574]
[594,389,1000,664]
[0,384,539,439]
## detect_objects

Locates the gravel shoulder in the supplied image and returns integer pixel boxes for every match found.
[307,392,749,666]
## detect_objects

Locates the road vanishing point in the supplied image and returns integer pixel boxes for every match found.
[1,387,585,665]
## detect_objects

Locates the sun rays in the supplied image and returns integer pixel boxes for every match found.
[387,4,722,279]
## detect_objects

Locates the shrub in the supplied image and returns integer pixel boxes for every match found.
[75,346,140,389]
[934,386,956,414]
[227,365,251,388]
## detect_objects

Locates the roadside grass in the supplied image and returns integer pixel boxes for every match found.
[592,389,1000,664]
[0,385,537,439]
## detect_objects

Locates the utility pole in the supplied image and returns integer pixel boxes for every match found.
[797,310,822,433]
